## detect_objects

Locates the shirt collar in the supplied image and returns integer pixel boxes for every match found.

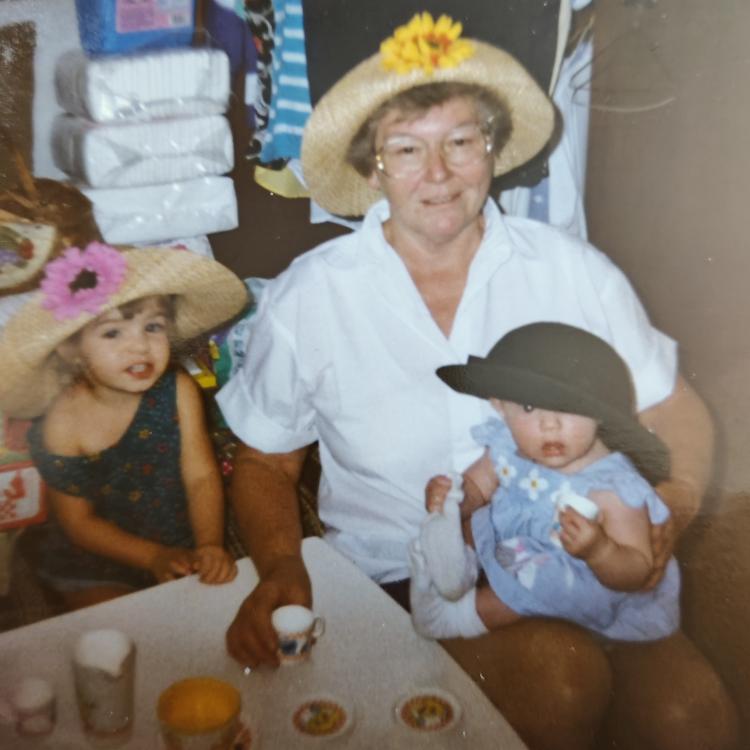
[358,197,538,274]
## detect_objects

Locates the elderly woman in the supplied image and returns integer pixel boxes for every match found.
[217,13,738,750]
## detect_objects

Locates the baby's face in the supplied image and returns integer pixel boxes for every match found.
[490,399,609,474]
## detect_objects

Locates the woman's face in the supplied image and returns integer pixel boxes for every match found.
[368,96,494,248]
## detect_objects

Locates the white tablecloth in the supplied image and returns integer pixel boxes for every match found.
[0,538,527,748]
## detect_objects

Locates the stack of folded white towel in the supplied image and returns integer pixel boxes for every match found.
[52,47,238,245]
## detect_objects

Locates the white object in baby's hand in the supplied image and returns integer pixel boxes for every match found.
[557,489,600,521]
[444,472,464,505]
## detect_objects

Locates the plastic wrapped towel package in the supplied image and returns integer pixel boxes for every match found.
[55,47,230,123]
[81,176,238,244]
[51,114,234,188]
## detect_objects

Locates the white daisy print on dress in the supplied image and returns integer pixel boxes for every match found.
[495,454,518,487]
[519,468,549,501]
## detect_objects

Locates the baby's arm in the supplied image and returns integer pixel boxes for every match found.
[49,487,193,582]
[559,490,653,591]
[176,370,237,584]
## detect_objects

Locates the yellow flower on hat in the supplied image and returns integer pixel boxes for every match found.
[380,12,474,75]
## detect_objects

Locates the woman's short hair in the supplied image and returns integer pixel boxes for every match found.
[346,82,513,178]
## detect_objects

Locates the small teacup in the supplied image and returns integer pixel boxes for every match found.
[271,605,325,665]
[157,677,241,750]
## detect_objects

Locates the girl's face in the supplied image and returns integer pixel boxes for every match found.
[491,398,610,474]
[70,296,171,397]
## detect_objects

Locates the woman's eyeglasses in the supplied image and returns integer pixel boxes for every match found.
[375,123,493,179]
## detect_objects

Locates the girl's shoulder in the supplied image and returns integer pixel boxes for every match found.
[37,384,91,456]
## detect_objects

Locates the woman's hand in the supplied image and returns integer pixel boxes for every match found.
[225,554,312,668]
[193,544,238,584]
[149,546,194,583]
[645,478,700,589]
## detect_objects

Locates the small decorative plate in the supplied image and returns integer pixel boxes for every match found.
[291,694,353,740]
[394,687,462,733]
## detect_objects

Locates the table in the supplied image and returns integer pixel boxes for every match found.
[0,538,527,748]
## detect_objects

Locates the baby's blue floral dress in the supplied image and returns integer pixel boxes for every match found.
[28,370,194,591]
[470,417,680,641]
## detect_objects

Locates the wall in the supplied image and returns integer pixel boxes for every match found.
[585,0,750,496]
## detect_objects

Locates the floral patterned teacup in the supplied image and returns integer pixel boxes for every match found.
[272,605,325,665]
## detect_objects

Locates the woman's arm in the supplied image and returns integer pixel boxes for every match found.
[49,488,193,581]
[559,489,653,591]
[225,442,312,667]
[176,371,236,583]
[638,374,715,586]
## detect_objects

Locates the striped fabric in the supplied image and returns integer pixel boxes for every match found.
[259,1,312,162]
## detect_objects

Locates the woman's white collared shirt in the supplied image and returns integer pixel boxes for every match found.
[217,199,676,582]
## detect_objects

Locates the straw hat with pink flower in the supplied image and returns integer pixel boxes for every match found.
[301,11,555,217]
[0,243,249,418]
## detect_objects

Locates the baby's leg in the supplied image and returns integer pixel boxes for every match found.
[419,497,478,600]
[409,539,486,639]
[475,583,522,630]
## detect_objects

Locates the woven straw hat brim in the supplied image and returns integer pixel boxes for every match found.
[0,248,249,418]
[437,363,670,485]
[301,40,555,217]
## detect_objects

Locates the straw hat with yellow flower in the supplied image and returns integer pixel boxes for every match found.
[301,12,555,217]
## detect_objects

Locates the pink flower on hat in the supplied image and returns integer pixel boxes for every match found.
[41,242,127,321]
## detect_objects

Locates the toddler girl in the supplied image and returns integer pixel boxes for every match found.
[0,242,249,610]
[410,322,680,642]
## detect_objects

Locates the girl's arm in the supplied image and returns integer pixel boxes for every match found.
[559,489,653,591]
[48,487,193,582]
[176,370,237,584]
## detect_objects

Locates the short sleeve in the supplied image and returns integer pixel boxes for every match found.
[470,417,515,460]
[596,261,677,411]
[582,455,672,525]
[216,288,318,453]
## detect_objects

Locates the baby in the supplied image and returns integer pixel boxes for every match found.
[410,322,680,642]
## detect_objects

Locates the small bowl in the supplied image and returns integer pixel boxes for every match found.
[157,676,241,750]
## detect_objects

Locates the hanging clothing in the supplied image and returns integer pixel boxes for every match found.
[245,0,280,165]
[204,0,258,129]
[257,0,312,164]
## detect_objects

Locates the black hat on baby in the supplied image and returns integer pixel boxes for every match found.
[436,322,670,485]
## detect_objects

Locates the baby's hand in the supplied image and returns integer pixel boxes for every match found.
[558,508,607,560]
[150,546,194,583]
[425,474,455,513]
[193,544,238,585]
